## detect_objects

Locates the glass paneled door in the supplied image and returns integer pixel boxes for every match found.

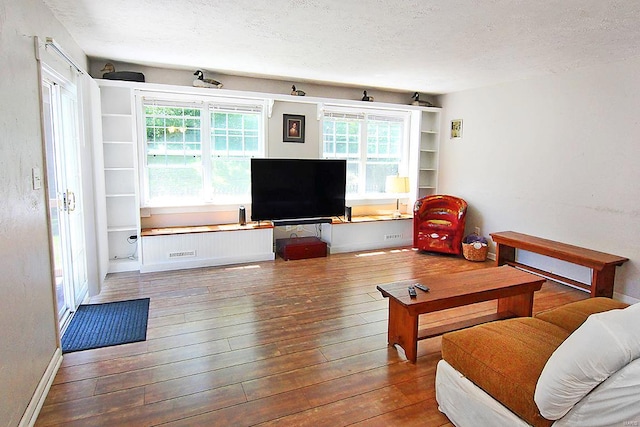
[41,68,88,329]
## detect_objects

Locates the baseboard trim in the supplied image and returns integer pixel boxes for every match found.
[614,293,640,305]
[19,347,62,427]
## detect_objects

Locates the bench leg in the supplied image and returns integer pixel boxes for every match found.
[495,243,516,267]
[592,266,616,298]
[387,298,419,363]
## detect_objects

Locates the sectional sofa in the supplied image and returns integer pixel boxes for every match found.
[436,297,640,426]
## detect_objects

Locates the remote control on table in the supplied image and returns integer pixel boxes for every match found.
[408,286,417,298]
[414,284,430,292]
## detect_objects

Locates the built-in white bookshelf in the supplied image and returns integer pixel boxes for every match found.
[99,83,140,272]
[417,109,440,199]
[409,107,441,212]
[94,79,442,272]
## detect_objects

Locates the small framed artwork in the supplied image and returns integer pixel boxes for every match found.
[450,119,463,139]
[283,114,305,143]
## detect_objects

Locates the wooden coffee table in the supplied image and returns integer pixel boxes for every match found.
[376,266,545,363]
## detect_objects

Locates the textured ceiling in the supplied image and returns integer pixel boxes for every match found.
[43,0,640,94]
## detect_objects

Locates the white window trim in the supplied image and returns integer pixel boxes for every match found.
[320,104,412,199]
[135,90,269,209]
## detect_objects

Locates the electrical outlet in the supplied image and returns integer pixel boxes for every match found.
[474,226,481,236]
[384,233,403,240]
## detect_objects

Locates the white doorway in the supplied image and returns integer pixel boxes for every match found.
[41,66,88,330]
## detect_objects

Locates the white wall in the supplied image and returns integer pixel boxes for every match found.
[0,0,88,424]
[268,101,320,159]
[438,57,640,301]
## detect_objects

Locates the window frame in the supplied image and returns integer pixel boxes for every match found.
[136,91,268,208]
[321,105,411,200]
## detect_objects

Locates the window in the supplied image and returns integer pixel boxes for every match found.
[322,109,409,197]
[140,96,265,206]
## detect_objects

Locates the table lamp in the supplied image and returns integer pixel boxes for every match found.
[385,175,409,218]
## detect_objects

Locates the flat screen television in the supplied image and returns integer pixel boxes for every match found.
[251,158,346,222]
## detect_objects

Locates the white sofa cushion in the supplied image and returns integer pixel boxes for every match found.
[534,302,640,420]
[553,358,640,426]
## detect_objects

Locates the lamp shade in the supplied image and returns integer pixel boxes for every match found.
[385,176,409,193]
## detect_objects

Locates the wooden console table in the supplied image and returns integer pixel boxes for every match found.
[376,266,544,363]
[490,231,628,298]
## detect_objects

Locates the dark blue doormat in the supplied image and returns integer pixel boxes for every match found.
[61,298,150,353]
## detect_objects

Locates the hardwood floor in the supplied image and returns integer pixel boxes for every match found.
[36,247,588,426]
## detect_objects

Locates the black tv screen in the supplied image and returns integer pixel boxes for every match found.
[251,158,346,222]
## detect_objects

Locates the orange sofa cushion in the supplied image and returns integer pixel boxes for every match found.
[441,298,629,426]
[441,318,569,427]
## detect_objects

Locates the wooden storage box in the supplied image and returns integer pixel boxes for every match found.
[276,237,327,261]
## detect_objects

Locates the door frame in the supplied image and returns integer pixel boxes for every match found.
[39,63,89,332]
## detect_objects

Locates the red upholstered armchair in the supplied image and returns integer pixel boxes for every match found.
[413,195,468,255]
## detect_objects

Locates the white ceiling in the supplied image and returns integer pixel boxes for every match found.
[43,0,640,94]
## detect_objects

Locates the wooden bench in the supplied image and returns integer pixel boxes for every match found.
[490,231,628,298]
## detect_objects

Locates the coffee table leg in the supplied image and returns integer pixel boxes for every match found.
[387,298,419,363]
[497,292,535,317]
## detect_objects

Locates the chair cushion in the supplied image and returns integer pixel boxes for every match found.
[534,302,640,420]
[425,219,452,227]
[442,318,569,427]
[535,297,629,334]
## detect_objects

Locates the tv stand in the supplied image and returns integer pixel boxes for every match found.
[272,218,333,227]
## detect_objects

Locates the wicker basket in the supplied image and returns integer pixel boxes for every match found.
[462,242,488,262]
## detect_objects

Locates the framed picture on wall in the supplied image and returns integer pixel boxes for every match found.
[450,119,463,139]
[283,114,305,143]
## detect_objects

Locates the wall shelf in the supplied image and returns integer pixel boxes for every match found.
[108,226,138,232]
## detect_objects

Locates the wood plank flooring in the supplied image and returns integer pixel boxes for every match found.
[36,247,588,426]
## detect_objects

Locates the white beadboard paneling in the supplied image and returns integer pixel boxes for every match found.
[322,219,413,254]
[140,228,274,272]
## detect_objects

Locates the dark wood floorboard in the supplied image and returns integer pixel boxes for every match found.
[36,247,588,426]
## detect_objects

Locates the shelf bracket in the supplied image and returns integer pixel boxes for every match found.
[266,99,274,118]
[317,103,324,120]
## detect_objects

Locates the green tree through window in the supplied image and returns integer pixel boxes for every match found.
[142,99,264,206]
[323,111,407,196]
